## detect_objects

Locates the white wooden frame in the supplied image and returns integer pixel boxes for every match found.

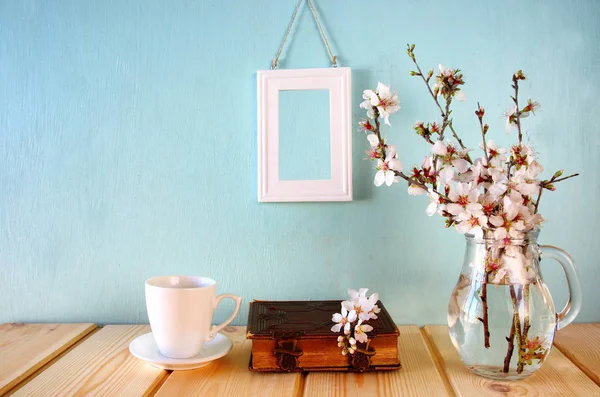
[257,67,352,202]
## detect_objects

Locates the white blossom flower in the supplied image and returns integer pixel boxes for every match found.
[446,183,482,217]
[426,189,444,216]
[431,141,471,183]
[374,82,400,125]
[354,319,374,344]
[515,177,540,196]
[487,169,509,199]
[347,288,369,300]
[504,105,518,134]
[454,90,467,102]
[360,82,400,125]
[360,89,379,119]
[479,194,497,217]
[408,184,427,196]
[484,140,508,170]
[489,202,526,243]
[343,296,375,322]
[455,210,488,238]
[434,65,466,100]
[331,306,357,334]
[459,157,488,185]
[366,292,381,320]
[526,160,544,179]
[366,134,379,148]
[374,145,402,187]
[344,288,380,321]
[520,99,540,117]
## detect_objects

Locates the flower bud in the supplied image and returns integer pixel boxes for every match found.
[483,124,489,135]
[427,69,433,79]
[544,183,556,191]
[409,71,419,76]
[513,70,526,81]
[475,106,485,119]
[553,170,563,179]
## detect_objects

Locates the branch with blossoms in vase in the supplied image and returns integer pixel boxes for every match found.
[359,44,577,374]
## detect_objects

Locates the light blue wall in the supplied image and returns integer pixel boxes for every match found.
[1,0,599,325]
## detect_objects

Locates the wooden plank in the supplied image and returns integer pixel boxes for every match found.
[8,325,168,397]
[302,326,452,397]
[0,323,96,395]
[554,323,600,386]
[155,326,303,397]
[424,325,600,397]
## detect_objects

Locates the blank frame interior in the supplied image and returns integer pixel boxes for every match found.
[257,67,352,202]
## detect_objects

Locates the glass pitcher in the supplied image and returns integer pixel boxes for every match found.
[447,229,582,380]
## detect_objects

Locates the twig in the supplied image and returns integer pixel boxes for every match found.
[481,280,490,348]
[517,284,531,374]
[512,75,523,144]
[476,103,489,162]
[408,54,446,119]
[534,173,579,213]
[506,161,514,179]
[505,284,523,373]
[533,186,544,214]
[503,318,516,373]
[448,121,471,162]
[552,173,579,183]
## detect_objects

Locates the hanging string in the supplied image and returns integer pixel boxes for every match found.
[271,0,338,70]
[306,0,337,67]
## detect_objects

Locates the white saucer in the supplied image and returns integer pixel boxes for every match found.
[129,332,233,370]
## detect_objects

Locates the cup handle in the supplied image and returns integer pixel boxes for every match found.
[540,245,583,330]
[207,294,242,341]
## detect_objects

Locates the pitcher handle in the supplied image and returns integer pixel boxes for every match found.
[207,294,242,341]
[540,245,582,330]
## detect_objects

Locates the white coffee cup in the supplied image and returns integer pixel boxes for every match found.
[145,275,242,359]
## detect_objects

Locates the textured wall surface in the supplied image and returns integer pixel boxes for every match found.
[1,0,599,325]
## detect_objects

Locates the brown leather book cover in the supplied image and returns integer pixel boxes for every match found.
[246,300,401,372]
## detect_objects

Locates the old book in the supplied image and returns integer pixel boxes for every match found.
[246,300,401,372]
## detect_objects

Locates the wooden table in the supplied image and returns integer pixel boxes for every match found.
[1,323,599,396]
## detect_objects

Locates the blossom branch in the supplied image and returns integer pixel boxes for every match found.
[552,173,579,184]
[406,44,470,158]
[534,172,579,213]
[512,70,526,144]
[478,281,490,349]
[503,317,516,372]
[407,45,445,118]
[476,103,489,162]
[509,285,524,372]
[518,285,531,373]
[370,106,450,201]
[358,48,580,376]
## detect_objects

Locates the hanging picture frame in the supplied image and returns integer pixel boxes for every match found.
[257,0,352,202]
[257,67,352,202]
